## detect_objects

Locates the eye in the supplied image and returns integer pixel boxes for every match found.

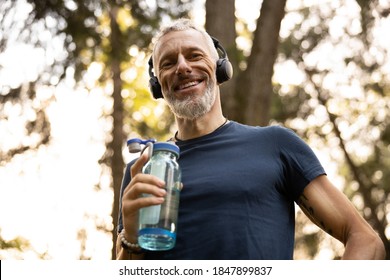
[188,52,203,60]
[160,60,174,69]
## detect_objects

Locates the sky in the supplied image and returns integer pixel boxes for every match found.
[0,0,389,260]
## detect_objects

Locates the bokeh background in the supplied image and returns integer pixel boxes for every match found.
[0,0,389,259]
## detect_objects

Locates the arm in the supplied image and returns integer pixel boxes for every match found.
[297,175,385,259]
[116,152,166,260]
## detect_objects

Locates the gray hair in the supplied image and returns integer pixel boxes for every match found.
[152,18,218,60]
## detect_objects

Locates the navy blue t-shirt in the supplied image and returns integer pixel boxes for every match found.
[118,121,326,259]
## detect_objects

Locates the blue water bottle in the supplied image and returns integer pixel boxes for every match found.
[128,140,181,251]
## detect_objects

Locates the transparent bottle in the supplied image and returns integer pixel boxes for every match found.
[138,142,181,251]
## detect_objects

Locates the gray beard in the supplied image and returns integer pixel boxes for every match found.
[165,81,215,120]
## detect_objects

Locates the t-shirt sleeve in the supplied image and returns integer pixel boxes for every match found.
[274,126,326,201]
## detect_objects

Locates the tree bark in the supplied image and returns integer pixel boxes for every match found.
[205,0,238,119]
[109,6,125,259]
[205,0,286,125]
[238,0,286,126]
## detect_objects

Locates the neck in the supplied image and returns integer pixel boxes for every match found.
[174,114,228,141]
[174,89,227,141]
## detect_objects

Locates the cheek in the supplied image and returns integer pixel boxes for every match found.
[157,58,217,92]
[157,71,171,93]
[203,59,217,81]
[163,80,175,96]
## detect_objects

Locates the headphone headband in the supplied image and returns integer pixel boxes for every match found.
[211,37,227,58]
[148,36,233,99]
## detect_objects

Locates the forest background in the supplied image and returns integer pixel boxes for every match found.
[0,0,389,260]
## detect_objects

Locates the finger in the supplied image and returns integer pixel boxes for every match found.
[130,152,149,177]
[124,177,166,199]
[122,194,165,231]
[124,195,165,212]
[121,195,165,240]
[132,173,165,188]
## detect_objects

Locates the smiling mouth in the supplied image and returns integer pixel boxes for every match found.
[175,79,203,91]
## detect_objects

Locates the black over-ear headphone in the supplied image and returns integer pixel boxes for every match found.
[148,36,233,99]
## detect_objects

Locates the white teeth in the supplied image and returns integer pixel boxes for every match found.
[178,81,199,90]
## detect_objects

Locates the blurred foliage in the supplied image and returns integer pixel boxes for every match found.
[0,81,52,165]
[0,228,49,259]
[0,0,192,259]
[275,1,390,258]
[0,231,30,251]
[120,50,176,141]
[0,0,193,165]
[1,0,389,259]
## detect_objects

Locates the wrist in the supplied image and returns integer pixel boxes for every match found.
[119,229,143,254]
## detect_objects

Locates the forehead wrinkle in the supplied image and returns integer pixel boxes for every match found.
[153,29,216,64]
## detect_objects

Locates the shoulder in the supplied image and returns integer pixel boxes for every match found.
[265,125,298,137]
[264,125,307,146]
[230,122,297,139]
[225,123,304,152]
[235,123,314,156]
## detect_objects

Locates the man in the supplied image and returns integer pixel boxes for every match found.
[116,19,385,260]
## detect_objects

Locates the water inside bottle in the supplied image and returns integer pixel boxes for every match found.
[138,227,176,251]
[138,188,180,251]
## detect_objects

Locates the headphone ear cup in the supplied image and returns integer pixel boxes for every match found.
[216,58,233,84]
[148,56,163,99]
[149,76,163,99]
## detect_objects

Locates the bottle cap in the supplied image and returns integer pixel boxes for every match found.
[127,138,142,153]
[126,138,156,153]
[153,142,180,158]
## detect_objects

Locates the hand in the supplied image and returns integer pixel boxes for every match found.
[121,152,166,243]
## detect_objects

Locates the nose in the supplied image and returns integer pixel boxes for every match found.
[175,55,191,75]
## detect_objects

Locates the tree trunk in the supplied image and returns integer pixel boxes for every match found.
[205,0,286,126]
[109,6,125,259]
[205,0,238,119]
[238,0,286,126]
